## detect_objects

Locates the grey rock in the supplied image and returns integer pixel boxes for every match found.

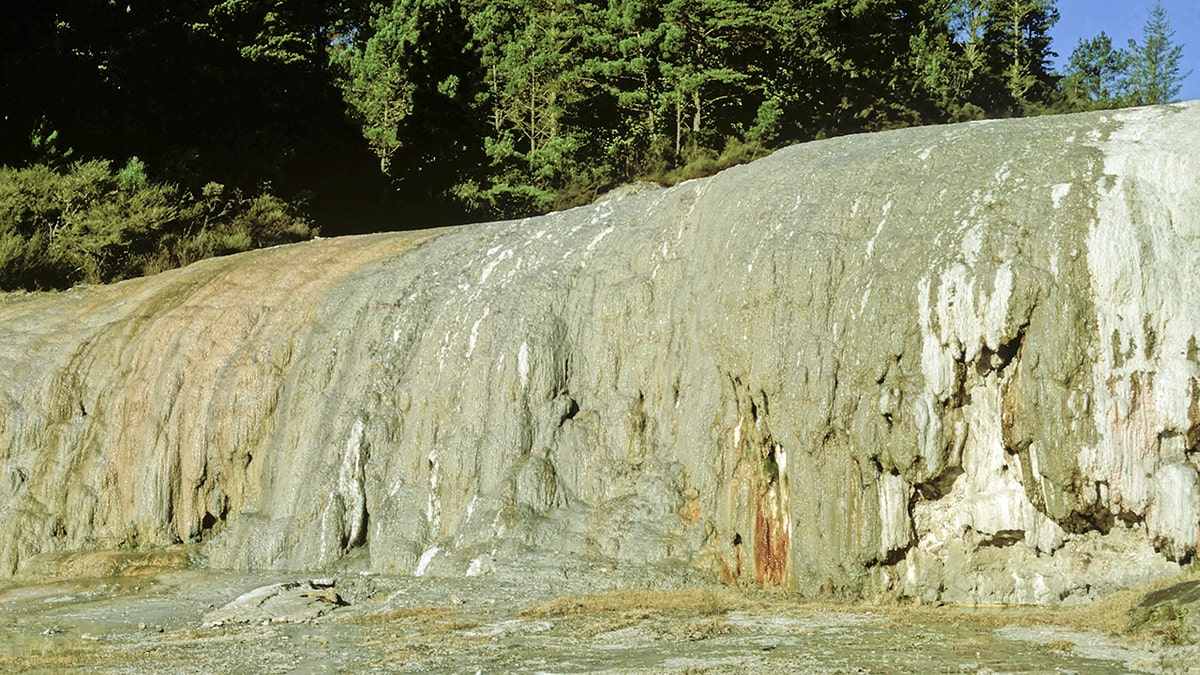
[201,580,344,627]
[3,103,1200,604]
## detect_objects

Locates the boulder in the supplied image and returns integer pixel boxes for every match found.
[201,579,343,627]
[3,103,1200,604]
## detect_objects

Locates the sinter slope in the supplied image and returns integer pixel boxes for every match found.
[2,104,1199,605]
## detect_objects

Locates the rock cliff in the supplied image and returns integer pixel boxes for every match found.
[3,104,1200,605]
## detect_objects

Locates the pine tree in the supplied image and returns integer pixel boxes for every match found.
[981,0,1060,114]
[455,0,605,215]
[331,0,481,177]
[1062,32,1129,109]
[660,0,763,157]
[1126,1,1191,105]
[593,0,670,174]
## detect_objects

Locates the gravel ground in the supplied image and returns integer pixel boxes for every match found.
[0,560,1196,674]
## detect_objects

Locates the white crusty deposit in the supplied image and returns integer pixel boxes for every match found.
[2,103,1200,605]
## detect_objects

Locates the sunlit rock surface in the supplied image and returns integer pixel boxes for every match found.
[3,103,1200,605]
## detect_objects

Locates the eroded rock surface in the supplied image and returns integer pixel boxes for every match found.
[200,579,343,626]
[3,104,1200,605]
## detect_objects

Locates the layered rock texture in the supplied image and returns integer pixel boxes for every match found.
[3,104,1200,605]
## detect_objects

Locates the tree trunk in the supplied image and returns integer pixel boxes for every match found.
[675,99,682,158]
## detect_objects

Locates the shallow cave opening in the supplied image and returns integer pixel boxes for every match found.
[994,325,1028,373]
[977,528,1024,548]
[1061,505,1116,535]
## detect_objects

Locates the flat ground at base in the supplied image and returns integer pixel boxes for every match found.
[0,565,1196,674]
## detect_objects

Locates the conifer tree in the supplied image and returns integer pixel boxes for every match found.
[981,0,1060,114]
[660,0,762,157]
[1126,1,1190,105]
[1062,32,1129,109]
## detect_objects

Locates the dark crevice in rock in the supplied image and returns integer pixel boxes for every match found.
[877,525,911,567]
[1161,546,1195,566]
[949,360,971,407]
[1062,481,1116,534]
[558,395,579,424]
[354,509,370,550]
[998,323,1033,501]
[1186,380,1200,454]
[762,446,781,485]
[1117,510,1144,528]
[977,529,1024,548]
[874,353,901,385]
[1143,313,1159,360]
[915,466,964,501]
[995,323,1028,375]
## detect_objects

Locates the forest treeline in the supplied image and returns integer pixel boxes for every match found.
[0,0,1191,290]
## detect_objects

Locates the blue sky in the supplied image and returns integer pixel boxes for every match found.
[1050,0,1199,102]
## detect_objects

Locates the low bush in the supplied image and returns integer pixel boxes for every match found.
[0,159,316,291]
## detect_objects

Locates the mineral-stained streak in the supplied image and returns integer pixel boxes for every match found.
[3,104,1200,604]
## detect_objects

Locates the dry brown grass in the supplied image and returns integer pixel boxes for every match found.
[574,616,645,638]
[520,566,1200,645]
[345,605,455,626]
[436,619,481,632]
[1044,639,1075,652]
[858,570,1200,638]
[674,616,733,641]
[518,587,747,619]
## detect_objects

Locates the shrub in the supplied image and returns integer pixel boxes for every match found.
[0,160,316,291]
[1129,600,1191,644]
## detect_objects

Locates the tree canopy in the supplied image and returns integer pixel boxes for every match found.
[0,0,1194,290]
[1126,0,1191,106]
[1061,1,1190,110]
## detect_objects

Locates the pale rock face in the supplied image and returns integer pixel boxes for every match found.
[3,104,1200,604]
[1148,463,1200,561]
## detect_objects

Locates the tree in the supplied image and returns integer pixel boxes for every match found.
[198,0,371,65]
[456,0,605,215]
[323,0,1111,221]
[660,0,763,157]
[1126,1,1191,105]
[591,0,671,174]
[1062,32,1129,109]
[332,0,483,192]
[978,0,1060,114]
[331,3,421,175]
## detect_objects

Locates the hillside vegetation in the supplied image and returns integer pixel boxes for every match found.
[0,1,1190,290]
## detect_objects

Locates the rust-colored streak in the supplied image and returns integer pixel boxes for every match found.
[754,496,788,587]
